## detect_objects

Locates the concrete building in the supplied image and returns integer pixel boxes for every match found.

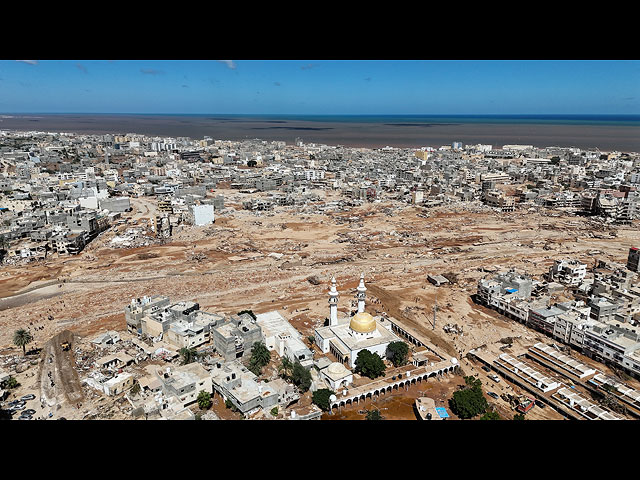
[549,259,587,286]
[125,295,171,334]
[484,190,515,212]
[84,371,134,396]
[314,274,401,368]
[589,296,620,323]
[210,360,279,417]
[155,362,212,409]
[628,247,640,272]
[319,361,353,390]
[528,305,565,336]
[210,313,262,362]
[255,310,314,368]
[191,203,215,226]
[582,323,640,376]
[99,196,131,213]
[477,269,533,305]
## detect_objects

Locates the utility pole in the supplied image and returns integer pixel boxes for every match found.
[433,290,438,330]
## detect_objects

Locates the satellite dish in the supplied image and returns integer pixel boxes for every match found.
[451,358,458,365]
[329,394,337,403]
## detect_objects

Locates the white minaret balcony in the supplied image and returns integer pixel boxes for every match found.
[356,272,367,313]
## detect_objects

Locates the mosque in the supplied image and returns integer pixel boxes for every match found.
[314,273,401,369]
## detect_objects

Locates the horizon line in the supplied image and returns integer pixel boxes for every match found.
[2,112,640,117]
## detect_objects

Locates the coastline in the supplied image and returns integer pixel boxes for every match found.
[1,113,639,151]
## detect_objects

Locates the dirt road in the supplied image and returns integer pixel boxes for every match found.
[40,330,84,412]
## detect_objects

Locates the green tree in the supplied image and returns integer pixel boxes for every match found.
[179,347,198,365]
[13,329,33,356]
[513,413,526,420]
[312,388,335,412]
[365,408,383,420]
[354,349,386,379]
[450,387,488,419]
[449,376,488,419]
[270,406,278,417]
[278,356,294,381]
[292,361,312,392]
[464,375,482,390]
[237,309,256,320]
[248,342,271,376]
[2,376,19,389]
[130,380,141,396]
[197,390,212,410]
[225,398,238,412]
[480,410,502,420]
[387,341,409,367]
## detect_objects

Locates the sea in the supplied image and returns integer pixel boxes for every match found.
[1,113,639,152]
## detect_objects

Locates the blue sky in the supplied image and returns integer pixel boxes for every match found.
[1,60,639,115]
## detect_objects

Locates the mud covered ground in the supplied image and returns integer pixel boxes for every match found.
[0,190,637,420]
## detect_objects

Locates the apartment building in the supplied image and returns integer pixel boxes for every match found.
[549,259,587,286]
[125,295,172,334]
[155,362,212,409]
[582,323,640,376]
[483,190,515,212]
[210,360,279,417]
[628,247,640,272]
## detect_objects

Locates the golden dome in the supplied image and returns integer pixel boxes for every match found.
[350,311,376,334]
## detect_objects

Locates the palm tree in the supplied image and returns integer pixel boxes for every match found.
[179,347,198,365]
[250,342,271,367]
[278,356,294,381]
[248,342,271,376]
[13,329,33,356]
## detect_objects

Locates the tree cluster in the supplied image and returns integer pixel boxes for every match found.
[386,341,409,367]
[448,375,488,419]
[179,347,198,365]
[248,342,271,376]
[278,356,312,392]
[312,388,335,411]
[354,349,386,379]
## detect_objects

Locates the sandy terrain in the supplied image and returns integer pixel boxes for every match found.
[1,191,637,419]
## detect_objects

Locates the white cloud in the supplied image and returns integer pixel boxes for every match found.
[217,60,237,70]
[16,60,38,65]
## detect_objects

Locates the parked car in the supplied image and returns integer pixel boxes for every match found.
[20,394,36,401]
[17,413,32,420]
[23,409,36,415]
[9,402,25,411]
[489,374,501,383]
[487,392,499,399]
[481,365,491,372]
[535,400,546,409]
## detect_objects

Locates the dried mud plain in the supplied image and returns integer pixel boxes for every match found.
[1,189,638,420]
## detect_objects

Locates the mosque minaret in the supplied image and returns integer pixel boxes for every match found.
[356,272,367,314]
[315,272,400,369]
[328,276,339,326]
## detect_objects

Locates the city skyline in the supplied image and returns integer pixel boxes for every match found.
[1,60,639,115]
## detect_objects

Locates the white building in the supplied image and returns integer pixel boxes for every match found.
[191,204,215,226]
[319,362,353,390]
[256,310,314,368]
[549,259,587,286]
[314,274,401,369]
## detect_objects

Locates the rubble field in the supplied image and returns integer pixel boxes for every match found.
[0,193,638,419]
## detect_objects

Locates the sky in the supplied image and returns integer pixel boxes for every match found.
[0,60,639,115]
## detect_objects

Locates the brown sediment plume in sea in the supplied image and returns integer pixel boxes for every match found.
[1,114,638,151]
